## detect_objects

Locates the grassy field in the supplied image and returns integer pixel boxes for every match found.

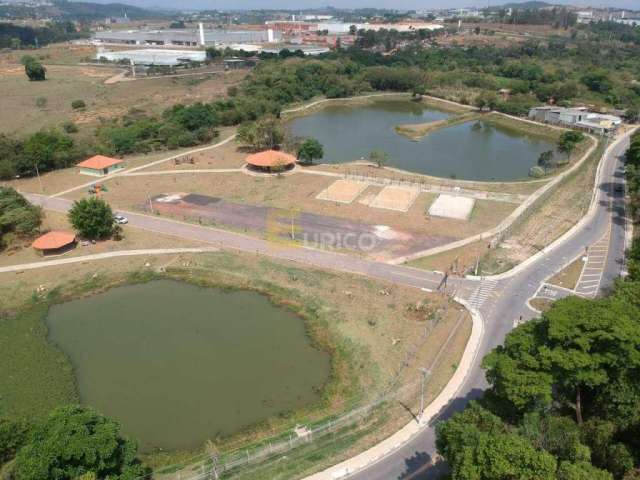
[0,248,470,470]
[0,44,246,136]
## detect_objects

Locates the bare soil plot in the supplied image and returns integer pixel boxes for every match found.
[369,186,420,212]
[429,194,475,220]
[150,193,455,259]
[70,172,516,245]
[406,239,491,275]
[316,179,369,204]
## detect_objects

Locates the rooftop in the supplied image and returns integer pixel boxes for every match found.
[246,150,297,168]
[77,155,123,170]
[32,231,76,251]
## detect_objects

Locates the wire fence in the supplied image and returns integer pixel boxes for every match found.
[143,308,467,480]
[341,170,524,204]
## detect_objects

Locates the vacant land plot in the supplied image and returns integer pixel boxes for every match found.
[547,256,585,290]
[370,186,421,212]
[0,46,246,135]
[65,171,517,247]
[316,179,369,204]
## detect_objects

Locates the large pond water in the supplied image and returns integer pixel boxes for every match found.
[46,280,331,451]
[289,100,557,181]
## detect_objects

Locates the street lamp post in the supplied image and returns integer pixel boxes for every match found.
[419,367,430,419]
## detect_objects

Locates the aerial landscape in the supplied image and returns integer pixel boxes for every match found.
[0,0,639,479]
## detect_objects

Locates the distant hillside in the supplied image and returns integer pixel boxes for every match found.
[51,0,163,19]
[0,0,165,20]
[491,1,556,10]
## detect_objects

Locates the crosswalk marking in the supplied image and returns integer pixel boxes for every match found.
[468,279,498,310]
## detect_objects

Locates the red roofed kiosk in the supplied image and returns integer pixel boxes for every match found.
[32,231,76,256]
[246,150,296,173]
[77,155,124,177]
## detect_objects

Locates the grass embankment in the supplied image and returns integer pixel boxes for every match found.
[478,136,603,275]
[0,249,470,473]
[395,111,482,140]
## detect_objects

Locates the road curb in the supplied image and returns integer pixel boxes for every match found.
[301,297,484,480]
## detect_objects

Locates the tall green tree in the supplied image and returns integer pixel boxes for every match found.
[297,138,324,165]
[23,58,46,81]
[13,406,147,480]
[558,131,585,160]
[68,197,116,240]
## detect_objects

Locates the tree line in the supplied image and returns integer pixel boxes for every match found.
[0,22,88,49]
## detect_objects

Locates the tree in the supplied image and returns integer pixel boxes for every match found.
[0,417,30,464]
[369,149,389,168]
[483,295,640,423]
[537,150,555,172]
[558,131,585,160]
[68,197,116,239]
[13,406,148,480]
[236,115,284,151]
[0,187,42,249]
[297,138,324,165]
[436,403,558,480]
[24,58,46,81]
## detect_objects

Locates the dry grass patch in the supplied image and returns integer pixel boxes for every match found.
[406,240,491,274]
[547,256,585,290]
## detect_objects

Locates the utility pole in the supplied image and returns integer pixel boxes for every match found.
[34,161,43,193]
[419,367,430,418]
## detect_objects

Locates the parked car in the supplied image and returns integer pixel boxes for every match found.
[114,214,128,224]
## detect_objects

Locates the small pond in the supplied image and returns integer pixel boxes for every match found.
[46,280,331,451]
[289,100,557,181]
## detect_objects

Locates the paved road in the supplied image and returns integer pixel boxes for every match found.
[20,129,632,480]
[346,132,632,480]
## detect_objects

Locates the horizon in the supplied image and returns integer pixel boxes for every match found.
[68,0,640,13]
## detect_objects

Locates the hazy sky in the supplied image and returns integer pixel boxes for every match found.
[110,0,639,11]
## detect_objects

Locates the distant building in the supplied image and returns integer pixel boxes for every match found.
[77,155,124,176]
[528,106,622,135]
[97,48,206,66]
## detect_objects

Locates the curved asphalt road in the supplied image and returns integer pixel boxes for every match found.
[21,129,633,480]
[346,131,633,480]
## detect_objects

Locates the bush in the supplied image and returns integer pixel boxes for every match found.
[0,187,42,249]
[70,99,86,110]
[0,417,30,464]
[62,121,78,134]
[529,165,546,178]
[68,197,115,240]
[35,97,47,109]
[24,59,46,81]
[13,406,148,480]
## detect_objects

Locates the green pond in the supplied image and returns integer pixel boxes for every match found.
[289,100,557,181]
[46,280,331,452]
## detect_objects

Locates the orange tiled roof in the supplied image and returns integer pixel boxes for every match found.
[32,231,76,250]
[77,155,122,170]
[246,150,296,168]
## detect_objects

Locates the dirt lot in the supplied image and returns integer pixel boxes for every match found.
[0,44,246,135]
[64,170,517,252]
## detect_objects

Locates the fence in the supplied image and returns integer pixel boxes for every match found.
[143,309,467,480]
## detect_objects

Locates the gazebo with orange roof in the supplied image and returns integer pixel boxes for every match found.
[32,231,76,255]
[245,150,296,173]
[77,155,124,177]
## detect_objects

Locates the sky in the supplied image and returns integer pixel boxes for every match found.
[108,0,639,11]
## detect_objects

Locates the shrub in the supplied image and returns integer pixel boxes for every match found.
[529,165,545,178]
[62,121,78,133]
[35,97,47,108]
[71,99,86,110]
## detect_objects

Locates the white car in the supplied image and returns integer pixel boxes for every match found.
[114,214,128,225]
